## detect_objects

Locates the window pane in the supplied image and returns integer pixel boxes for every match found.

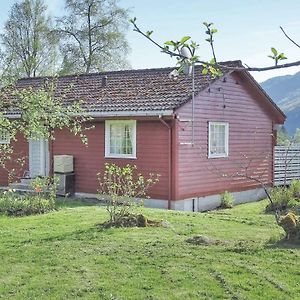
[210,123,227,156]
[125,125,133,154]
[0,130,10,144]
[109,122,133,155]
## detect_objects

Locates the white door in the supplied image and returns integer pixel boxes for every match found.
[29,140,50,177]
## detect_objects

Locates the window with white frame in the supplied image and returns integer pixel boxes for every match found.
[208,122,229,158]
[0,130,10,144]
[105,120,136,158]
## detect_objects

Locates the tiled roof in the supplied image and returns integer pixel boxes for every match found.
[5,61,243,115]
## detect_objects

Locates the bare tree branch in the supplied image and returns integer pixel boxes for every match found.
[280,26,300,49]
[54,29,88,65]
[247,61,300,72]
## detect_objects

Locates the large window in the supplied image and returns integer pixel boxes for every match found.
[208,122,229,158]
[0,130,10,144]
[105,120,136,158]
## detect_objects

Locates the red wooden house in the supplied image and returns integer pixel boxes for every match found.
[0,61,285,211]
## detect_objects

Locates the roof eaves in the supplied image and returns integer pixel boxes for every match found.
[86,109,174,118]
[4,113,21,119]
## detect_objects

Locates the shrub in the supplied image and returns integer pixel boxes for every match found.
[0,191,56,216]
[97,163,160,227]
[0,176,58,217]
[266,187,294,212]
[290,179,300,200]
[279,212,299,240]
[220,191,234,209]
[30,176,58,206]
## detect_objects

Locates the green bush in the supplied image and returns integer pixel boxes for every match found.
[30,176,58,204]
[0,176,58,217]
[290,179,300,200]
[97,163,160,227]
[0,191,56,216]
[220,191,234,209]
[266,187,294,212]
[278,212,300,240]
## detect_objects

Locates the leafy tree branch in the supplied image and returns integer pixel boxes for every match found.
[130,18,300,74]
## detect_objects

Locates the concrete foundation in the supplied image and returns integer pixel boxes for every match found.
[74,192,169,209]
[169,187,267,212]
[75,187,267,212]
[143,198,169,209]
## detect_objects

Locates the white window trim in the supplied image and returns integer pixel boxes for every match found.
[0,131,10,144]
[105,120,137,159]
[208,121,229,158]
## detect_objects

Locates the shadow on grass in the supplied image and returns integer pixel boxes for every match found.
[56,197,106,208]
[267,238,300,249]
[19,224,110,245]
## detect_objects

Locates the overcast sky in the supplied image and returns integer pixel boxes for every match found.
[0,0,300,82]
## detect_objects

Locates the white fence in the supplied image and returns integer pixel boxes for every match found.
[274,146,300,186]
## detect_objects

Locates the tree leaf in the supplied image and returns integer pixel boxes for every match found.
[180,36,191,44]
[278,53,287,60]
[146,30,153,37]
[129,17,137,24]
[173,42,180,50]
[271,47,278,56]
[164,40,175,46]
[162,45,169,53]
[190,41,198,49]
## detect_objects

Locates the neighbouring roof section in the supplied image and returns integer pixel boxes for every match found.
[4,61,243,116]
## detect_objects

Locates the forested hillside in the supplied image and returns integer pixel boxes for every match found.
[261,71,300,134]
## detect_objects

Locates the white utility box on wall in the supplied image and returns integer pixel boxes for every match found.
[54,155,74,173]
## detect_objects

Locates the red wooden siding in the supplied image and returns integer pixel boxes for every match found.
[0,133,28,186]
[0,70,281,206]
[52,120,169,199]
[174,72,275,200]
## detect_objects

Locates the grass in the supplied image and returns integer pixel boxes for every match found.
[0,199,299,299]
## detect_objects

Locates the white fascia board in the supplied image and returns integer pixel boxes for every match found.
[86,110,174,117]
[3,110,174,119]
[3,114,21,119]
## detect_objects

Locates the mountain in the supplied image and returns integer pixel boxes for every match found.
[260,71,300,134]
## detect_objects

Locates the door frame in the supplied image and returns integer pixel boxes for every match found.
[29,139,50,178]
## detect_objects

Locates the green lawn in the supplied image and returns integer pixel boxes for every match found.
[0,199,299,300]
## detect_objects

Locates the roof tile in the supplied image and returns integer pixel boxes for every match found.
[7,61,243,115]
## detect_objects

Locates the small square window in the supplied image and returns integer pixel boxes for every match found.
[105,120,136,158]
[0,130,10,144]
[208,122,229,158]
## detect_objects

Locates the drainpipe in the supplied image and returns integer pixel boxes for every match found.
[159,116,172,210]
[191,63,195,145]
[49,139,54,176]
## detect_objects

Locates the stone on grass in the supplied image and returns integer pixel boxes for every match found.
[186,235,217,245]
